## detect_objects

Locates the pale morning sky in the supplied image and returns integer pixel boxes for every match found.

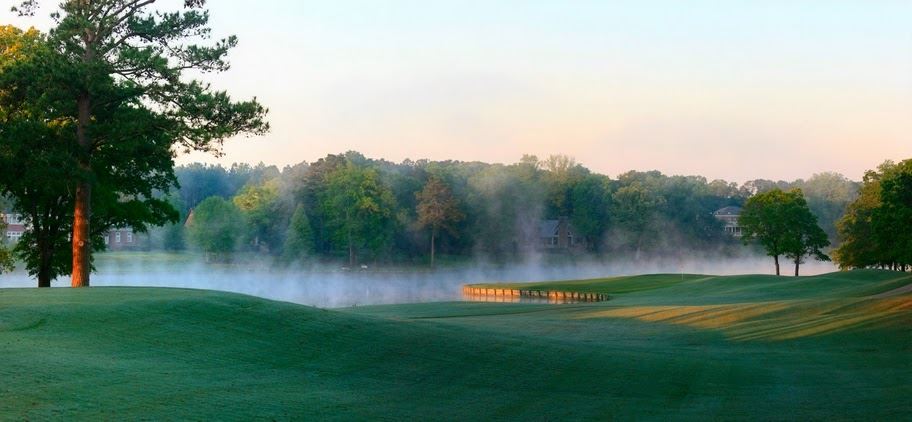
[4,1,911,182]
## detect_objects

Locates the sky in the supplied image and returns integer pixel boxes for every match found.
[4,1,911,183]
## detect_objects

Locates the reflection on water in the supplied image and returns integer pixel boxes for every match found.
[462,294,603,304]
[462,286,609,304]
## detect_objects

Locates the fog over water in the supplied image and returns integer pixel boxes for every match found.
[0,253,839,308]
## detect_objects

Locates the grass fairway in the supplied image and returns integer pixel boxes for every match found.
[1,271,910,420]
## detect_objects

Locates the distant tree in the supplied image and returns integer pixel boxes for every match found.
[833,166,888,269]
[658,175,728,247]
[872,171,912,269]
[282,204,315,263]
[160,193,187,251]
[16,0,269,287]
[187,197,244,261]
[416,177,464,267]
[466,162,544,257]
[293,154,347,254]
[233,180,285,253]
[831,160,912,270]
[569,174,612,252]
[162,222,186,252]
[611,183,664,260]
[322,163,396,266]
[707,179,742,198]
[781,196,831,276]
[740,179,792,196]
[870,161,912,269]
[794,173,858,242]
[175,164,234,212]
[740,189,830,276]
[541,154,586,216]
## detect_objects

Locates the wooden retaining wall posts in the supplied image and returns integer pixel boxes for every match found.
[461,285,609,302]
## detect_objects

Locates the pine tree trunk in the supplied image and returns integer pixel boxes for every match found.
[72,181,91,287]
[774,255,780,276]
[71,93,92,288]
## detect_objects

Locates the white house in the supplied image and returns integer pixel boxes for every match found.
[713,206,743,237]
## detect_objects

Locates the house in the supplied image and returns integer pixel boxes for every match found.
[539,217,583,250]
[1,213,26,243]
[2,212,141,249]
[184,208,195,227]
[713,206,743,237]
[103,228,141,250]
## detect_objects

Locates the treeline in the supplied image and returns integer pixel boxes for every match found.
[835,159,912,270]
[150,151,859,265]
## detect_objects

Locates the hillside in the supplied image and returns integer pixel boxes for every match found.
[1,271,910,419]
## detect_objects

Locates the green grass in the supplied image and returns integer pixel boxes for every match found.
[1,270,910,420]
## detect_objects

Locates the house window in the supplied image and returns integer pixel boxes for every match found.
[126,232,133,243]
[115,232,121,243]
[104,236,109,245]
[551,236,558,246]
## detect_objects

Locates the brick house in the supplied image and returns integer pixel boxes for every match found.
[103,228,141,250]
[2,212,141,249]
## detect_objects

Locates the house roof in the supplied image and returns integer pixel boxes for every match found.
[539,220,560,237]
[184,208,195,227]
[713,206,742,216]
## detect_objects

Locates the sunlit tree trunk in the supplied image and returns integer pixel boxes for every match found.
[71,93,92,288]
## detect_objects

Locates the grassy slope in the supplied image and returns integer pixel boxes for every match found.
[0,271,910,420]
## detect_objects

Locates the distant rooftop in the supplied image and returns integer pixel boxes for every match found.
[713,206,742,216]
[539,220,560,238]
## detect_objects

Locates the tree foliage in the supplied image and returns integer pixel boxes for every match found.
[186,196,244,261]
[321,162,396,266]
[13,0,268,286]
[416,176,464,267]
[0,24,183,286]
[740,189,830,276]
[233,179,286,253]
[834,160,912,270]
[154,153,863,267]
[282,204,314,263]
[569,174,612,252]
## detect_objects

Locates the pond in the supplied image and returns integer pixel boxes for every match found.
[0,253,839,308]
